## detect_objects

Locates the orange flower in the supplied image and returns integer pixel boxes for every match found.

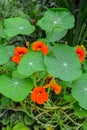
[14,47,28,57]
[30,87,49,104]
[26,41,29,47]
[32,41,48,55]
[76,46,86,63]
[11,55,21,64]
[44,78,62,94]
[50,84,62,94]
[11,47,28,64]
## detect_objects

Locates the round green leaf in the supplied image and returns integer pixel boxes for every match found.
[24,115,34,125]
[72,73,87,110]
[44,44,82,81]
[0,46,10,65]
[13,122,29,130]
[18,52,45,76]
[0,74,33,102]
[4,17,35,37]
[38,8,75,32]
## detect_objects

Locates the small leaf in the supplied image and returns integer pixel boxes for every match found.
[72,73,87,110]
[24,115,34,125]
[10,113,23,126]
[4,17,35,37]
[1,96,11,107]
[0,74,33,102]
[2,118,9,125]
[73,102,87,118]
[13,122,30,130]
[64,94,74,102]
[2,126,12,130]
[7,126,12,130]
[18,52,45,76]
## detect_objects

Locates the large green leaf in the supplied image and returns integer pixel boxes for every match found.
[72,73,87,110]
[0,46,10,65]
[38,8,75,31]
[38,8,75,42]
[0,74,33,102]
[4,17,35,37]
[44,44,82,81]
[18,52,45,76]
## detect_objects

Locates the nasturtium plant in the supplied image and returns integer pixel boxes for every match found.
[0,74,33,102]
[38,8,75,42]
[0,5,86,130]
[72,73,87,110]
[18,52,45,76]
[4,17,35,37]
[44,44,82,81]
[0,46,10,65]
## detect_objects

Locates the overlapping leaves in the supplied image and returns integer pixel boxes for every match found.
[38,8,75,42]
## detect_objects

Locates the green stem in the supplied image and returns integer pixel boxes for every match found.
[20,101,32,118]
[33,73,37,86]
[61,111,81,126]
[23,35,27,42]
